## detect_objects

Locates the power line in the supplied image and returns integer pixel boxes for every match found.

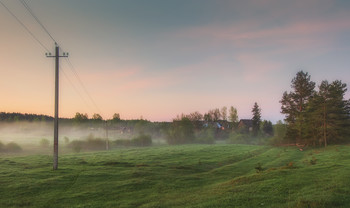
[60,65,94,112]
[3,0,104,118]
[65,57,104,117]
[17,1,99,115]
[0,0,50,52]
[52,47,103,117]
[60,65,99,114]
[19,0,56,43]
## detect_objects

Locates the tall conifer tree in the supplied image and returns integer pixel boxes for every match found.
[280,71,315,144]
[307,80,350,146]
[251,102,261,137]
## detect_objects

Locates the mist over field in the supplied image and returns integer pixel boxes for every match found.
[0,119,168,154]
[0,121,95,144]
[0,122,52,147]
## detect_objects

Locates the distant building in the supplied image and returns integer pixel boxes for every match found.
[238,119,253,133]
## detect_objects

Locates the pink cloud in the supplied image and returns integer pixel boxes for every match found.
[175,14,350,54]
[235,54,283,82]
[116,76,173,92]
[110,67,180,93]
[79,65,142,83]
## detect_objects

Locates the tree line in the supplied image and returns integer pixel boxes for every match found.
[0,112,54,122]
[0,112,117,123]
[0,104,272,146]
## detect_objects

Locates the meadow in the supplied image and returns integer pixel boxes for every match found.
[1,144,350,207]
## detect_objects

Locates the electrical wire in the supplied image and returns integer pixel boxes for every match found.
[60,65,95,113]
[0,0,50,52]
[21,0,104,117]
[3,0,104,118]
[65,57,105,117]
[19,0,56,43]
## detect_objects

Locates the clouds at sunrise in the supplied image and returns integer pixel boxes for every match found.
[1,0,349,122]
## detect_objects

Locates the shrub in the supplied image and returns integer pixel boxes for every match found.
[131,134,152,147]
[64,136,70,144]
[195,128,215,144]
[114,139,131,146]
[0,141,4,152]
[166,117,195,145]
[255,163,263,173]
[69,140,83,153]
[270,121,287,145]
[6,142,22,153]
[68,136,107,153]
[85,137,106,150]
[114,134,152,147]
[40,138,50,147]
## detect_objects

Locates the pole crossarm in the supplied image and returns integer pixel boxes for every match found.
[45,53,69,58]
[46,54,69,58]
[46,43,69,58]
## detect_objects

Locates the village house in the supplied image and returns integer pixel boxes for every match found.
[237,119,253,133]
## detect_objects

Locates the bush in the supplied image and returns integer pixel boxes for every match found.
[166,117,195,145]
[0,141,4,152]
[64,136,70,144]
[227,133,250,144]
[255,163,263,173]
[114,134,152,147]
[68,136,107,153]
[270,121,287,145]
[39,138,50,147]
[114,139,131,146]
[131,134,152,147]
[69,140,83,153]
[85,137,106,150]
[195,128,215,144]
[6,142,22,153]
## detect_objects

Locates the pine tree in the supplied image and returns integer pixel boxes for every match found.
[304,80,350,146]
[280,71,315,144]
[323,80,350,145]
[280,92,298,143]
[251,102,261,137]
[305,82,327,146]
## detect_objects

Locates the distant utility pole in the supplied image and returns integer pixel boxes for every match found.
[105,121,109,150]
[46,43,68,170]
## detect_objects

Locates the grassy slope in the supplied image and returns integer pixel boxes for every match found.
[1,144,350,208]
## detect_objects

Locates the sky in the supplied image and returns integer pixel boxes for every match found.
[1,0,350,122]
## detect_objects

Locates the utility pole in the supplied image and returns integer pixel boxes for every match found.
[46,43,68,170]
[105,121,109,150]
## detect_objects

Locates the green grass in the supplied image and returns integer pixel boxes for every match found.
[1,144,350,207]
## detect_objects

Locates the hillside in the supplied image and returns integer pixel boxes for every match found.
[1,144,349,207]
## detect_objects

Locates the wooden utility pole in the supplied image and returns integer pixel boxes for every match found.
[105,121,109,150]
[46,43,68,170]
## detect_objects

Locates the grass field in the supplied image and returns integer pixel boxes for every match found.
[1,144,350,207]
